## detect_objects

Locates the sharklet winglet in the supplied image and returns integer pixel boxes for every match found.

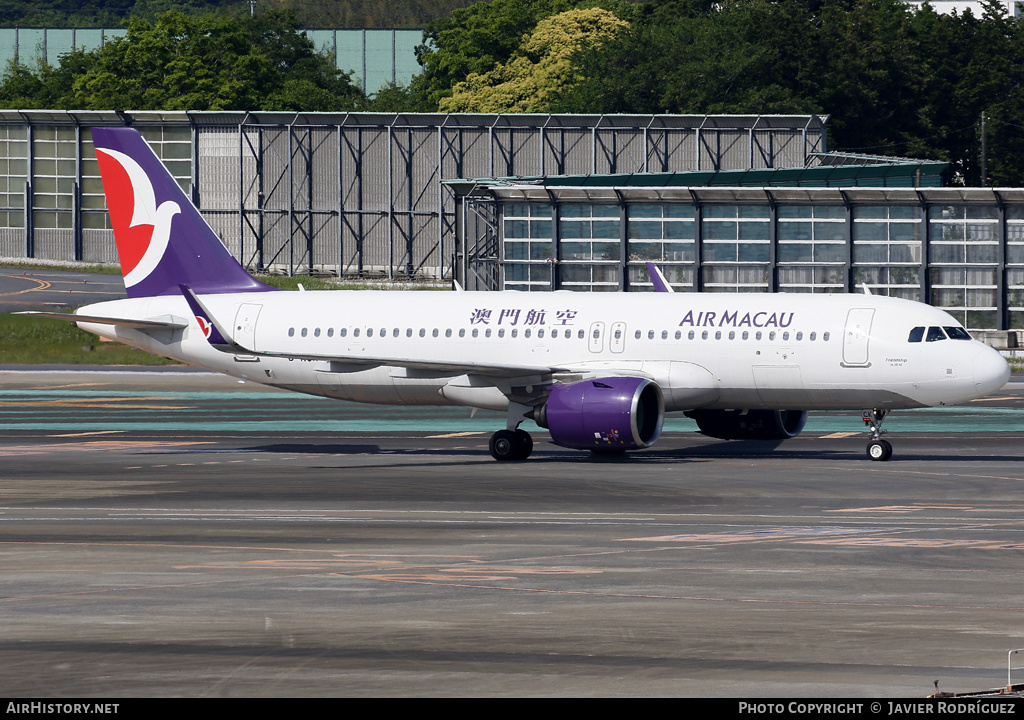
[179,284,251,354]
[645,262,675,293]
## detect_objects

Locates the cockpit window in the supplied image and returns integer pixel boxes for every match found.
[908,327,924,343]
[944,326,972,340]
[926,326,947,342]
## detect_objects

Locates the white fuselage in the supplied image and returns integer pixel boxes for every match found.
[76,289,1009,414]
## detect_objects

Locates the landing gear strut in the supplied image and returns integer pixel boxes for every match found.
[863,408,892,461]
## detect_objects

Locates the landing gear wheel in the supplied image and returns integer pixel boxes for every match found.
[866,439,892,462]
[490,429,532,461]
[513,429,533,460]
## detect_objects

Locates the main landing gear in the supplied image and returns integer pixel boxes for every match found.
[489,402,534,461]
[489,428,533,461]
[863,408,892,461]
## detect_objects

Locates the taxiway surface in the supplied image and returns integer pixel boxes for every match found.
[1,368,1023,697]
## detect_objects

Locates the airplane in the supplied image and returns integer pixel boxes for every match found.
[20,127,1011,462]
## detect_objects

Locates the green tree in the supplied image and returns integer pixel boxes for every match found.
[410,0,640,110]
[439,7,629,113]
[0,10,364,111]
[0,0,479,28]
[945,0,1024,184]
[555,0,818,115]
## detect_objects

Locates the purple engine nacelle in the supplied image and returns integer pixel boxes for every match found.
[533,377,665,451]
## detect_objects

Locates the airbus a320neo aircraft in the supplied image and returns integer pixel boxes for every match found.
[22,128,1011,461]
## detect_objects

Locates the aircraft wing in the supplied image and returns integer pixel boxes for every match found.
[15,311,188,330]
[243,348,559,378]
[178,286,560,378]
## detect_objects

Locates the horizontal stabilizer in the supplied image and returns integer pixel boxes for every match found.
[15,311,188,330]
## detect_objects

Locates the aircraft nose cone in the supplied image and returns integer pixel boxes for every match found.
[973,345,1010,396]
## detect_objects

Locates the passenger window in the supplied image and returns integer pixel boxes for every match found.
[742,331,748,340]
[701,330,708,340]
[288,328,294,337]
[340,328,347,337]
[353,328,359,337]
[633,330,640,340]
[419,328,425,337]
[688,330,695,340]
[512,329,519,338]
[648,330,655,340]
[755,331,762,341]
[445,328,452,338]
[314,328,321,337]
[486,328,492,338]
[810,332,816,341]
[944,326,972,340]
[328,328,334,337]
[823,332,830,341]
[366,328,373,337]
[769,331,776,341]
[578,329,585,339]
[432,329,439,338]
[525,329,532,338]
[537,329,544,338]
[498,328,505,338]
[662,330,668,340]
[728,331,735,340]
[796,332,802,341]
[926,326,947,342]
[675,330,681,340]
[472,328,479,338]
[782,331,789,341]
[393,328,399,337]
[459,328,465,338]
[908,327,924,343]
[406,328,412,337]
[551,329,558,338]
[714,330,722,340]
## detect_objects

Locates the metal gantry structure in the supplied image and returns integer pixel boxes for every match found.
[0,110,828,283]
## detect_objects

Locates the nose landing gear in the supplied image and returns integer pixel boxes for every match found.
[863,408,892,461]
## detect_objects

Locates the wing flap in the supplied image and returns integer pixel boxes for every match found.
[261,348,558,378]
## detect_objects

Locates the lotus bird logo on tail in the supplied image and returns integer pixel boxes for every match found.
[90,127,275,298]
[195,315,213,339]
[94,147,181,291]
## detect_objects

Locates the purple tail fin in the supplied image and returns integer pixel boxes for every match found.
[91,127,275,298]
